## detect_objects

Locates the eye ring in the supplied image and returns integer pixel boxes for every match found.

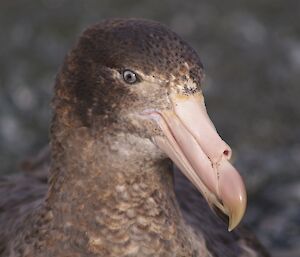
[123,70,138,84]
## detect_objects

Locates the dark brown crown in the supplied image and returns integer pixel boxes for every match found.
[52,18,204,129]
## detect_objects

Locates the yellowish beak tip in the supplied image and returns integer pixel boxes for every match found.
[227,198,247,232]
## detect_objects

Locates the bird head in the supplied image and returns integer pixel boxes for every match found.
[53,18,246,231]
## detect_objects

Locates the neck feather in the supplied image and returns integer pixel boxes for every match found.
[44,125,199,256]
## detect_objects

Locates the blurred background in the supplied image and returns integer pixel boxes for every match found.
[0,1,299,256]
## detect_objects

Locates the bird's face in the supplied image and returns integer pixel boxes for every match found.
[110,65,246,232]
[56,19,246,231]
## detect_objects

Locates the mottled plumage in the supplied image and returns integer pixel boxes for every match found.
[0,19,269,257]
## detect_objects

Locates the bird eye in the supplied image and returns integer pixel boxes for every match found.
[123,70,138,84]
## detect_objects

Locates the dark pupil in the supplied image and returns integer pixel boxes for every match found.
[126,73,133,81]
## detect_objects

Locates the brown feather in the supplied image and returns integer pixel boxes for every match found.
[0,19,270,257]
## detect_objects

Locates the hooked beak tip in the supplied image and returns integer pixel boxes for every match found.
[227,193,247,231]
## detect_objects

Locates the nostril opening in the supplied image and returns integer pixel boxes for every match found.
[223,149,232,160]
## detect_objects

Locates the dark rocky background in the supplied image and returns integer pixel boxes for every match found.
[0,1,299,256]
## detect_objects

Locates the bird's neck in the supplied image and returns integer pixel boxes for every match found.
[44,126,199,256]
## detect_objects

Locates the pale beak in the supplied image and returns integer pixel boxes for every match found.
[144,92,247,231]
